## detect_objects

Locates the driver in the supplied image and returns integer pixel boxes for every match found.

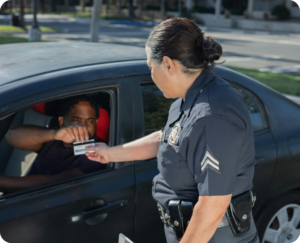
[2,95,106,194]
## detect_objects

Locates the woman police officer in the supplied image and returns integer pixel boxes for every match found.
[86,18,259,243]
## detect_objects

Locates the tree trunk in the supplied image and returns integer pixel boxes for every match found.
[19,0,25,28]
[40,0,46,13]
[90,0,102,42]
[117,0,121,15]
[128,0,135,18]
[64,0,69,10]
[137,0,142,17]
[51,0,57,12]
[160,0,166,19]
[80,0,85,12]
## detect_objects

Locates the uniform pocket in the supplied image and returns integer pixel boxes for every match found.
[161,143,179,165]
[157,143,184,189]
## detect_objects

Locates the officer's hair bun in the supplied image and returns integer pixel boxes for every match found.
[197,36,223,68]
[146,18,223,75]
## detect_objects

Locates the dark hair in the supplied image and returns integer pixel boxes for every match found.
[60,95,99,118]
[146,18,223,74]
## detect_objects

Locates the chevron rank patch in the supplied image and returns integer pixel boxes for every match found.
[200,148,221,174]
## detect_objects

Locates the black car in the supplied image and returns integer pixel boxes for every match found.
[1,43,300,243]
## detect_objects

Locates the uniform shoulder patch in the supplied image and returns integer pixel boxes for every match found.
[201,146,221,174]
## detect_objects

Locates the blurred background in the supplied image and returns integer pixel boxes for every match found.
[0,0,300,97]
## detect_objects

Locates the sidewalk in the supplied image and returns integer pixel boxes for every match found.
[1,13,300,37]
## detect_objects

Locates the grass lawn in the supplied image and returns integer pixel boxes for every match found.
[226,66,300,96]
[0,25,63,32]
[0,34,48,44]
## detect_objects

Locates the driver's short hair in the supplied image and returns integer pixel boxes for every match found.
[60,95,99,119]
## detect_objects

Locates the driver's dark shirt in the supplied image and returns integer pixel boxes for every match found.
[28,140,105,175]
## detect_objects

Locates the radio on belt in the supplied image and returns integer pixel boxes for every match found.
[73,139,95,156]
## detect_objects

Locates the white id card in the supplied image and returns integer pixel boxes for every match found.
[118,234,134,243]
[73,139,95,156]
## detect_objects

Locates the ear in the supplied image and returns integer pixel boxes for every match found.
[162,56,177,76]
[58,116,64,128]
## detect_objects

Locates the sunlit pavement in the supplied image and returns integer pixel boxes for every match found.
[1,14,300,75]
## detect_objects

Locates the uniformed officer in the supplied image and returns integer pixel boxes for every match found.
[86,18,259,243]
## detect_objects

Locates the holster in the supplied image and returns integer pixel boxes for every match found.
[225,190,254,236]
[168,200,194,240]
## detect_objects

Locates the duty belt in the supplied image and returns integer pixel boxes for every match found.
[157,190,256,239]
[157,202,229,229]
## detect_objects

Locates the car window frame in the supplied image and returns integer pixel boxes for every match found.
[225,79,270,135]
[0,82,122,201]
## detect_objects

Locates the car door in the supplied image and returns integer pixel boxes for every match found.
[228,82,278,220]
[0,77,138,243]
[133,81,175,243]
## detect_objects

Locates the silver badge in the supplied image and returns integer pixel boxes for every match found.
[168,123,181,145]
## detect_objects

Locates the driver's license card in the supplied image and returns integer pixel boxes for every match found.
[73,139,95,156]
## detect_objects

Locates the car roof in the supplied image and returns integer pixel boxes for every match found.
[0,42,147,86]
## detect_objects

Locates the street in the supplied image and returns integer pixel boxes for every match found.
[1,13,300,76]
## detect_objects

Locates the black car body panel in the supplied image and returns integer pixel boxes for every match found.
[0,43,300,243]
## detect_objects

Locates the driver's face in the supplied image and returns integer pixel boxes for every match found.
[59,101,98,139]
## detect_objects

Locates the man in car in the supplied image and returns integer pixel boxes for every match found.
[2,95,106,194]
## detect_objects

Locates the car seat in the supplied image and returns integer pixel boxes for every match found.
[0,109,54,177]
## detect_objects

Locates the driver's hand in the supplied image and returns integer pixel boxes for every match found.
[54,124,89,144]
[85,143,110,164]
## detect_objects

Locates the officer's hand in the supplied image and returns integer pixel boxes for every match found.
[54,124,89,144]
[85,143,111,164]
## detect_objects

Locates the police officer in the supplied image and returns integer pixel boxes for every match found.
[86,18,259,243]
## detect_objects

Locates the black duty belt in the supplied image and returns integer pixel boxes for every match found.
[157,190,256,240]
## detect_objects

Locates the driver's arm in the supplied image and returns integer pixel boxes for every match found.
[0,168,84,194]
[6,125,56,152]
[6,124,88,152]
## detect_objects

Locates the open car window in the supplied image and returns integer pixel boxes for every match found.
[0,91,114,198]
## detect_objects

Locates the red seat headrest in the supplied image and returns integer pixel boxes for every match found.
[31,103,109,143]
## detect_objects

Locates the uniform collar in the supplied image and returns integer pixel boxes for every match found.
[180,69,215,116]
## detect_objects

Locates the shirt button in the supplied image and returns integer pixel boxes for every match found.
[200,89,203,93]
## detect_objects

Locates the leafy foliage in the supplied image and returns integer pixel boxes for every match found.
[222,0,248,15]
[226,66,300,96]
[192,6,215,14]
[271,4,291,20]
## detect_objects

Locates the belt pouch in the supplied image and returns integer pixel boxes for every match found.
[179,201,194,231]
[225,191,252,236]
[168,200,184,240]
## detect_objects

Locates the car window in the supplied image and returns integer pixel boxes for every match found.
[0,91,113,197]
[229,83,268,132]
[141,83,175,136]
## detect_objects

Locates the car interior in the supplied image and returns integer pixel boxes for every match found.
[0,91,112,197]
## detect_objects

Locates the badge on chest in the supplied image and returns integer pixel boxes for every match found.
[168,123,181,145]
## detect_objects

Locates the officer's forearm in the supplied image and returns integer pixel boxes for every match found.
[108,131,161,162]
[180,195,231,243]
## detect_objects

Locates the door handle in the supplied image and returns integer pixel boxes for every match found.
[72,200,128,222]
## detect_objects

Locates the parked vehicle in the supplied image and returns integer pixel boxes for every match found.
[0,43,300,243]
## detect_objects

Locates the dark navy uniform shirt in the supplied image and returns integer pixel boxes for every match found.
[152,70,258,243]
